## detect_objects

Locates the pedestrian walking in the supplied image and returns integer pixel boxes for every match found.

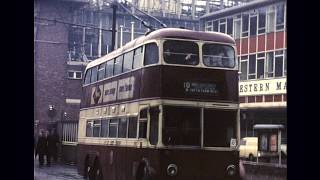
[35,130,47,167]
[45,130,51,166]
[47,129,60,164]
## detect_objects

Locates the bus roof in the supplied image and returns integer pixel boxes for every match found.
[86,28,235,69]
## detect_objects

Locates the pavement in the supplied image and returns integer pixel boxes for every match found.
[34,157,84,180]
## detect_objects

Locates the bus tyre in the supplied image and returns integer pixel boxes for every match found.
[93,160,103,180]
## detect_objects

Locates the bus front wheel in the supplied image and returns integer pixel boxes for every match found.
[92,159,103,180]
[136,162,151,180]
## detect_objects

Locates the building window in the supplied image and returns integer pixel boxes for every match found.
[206,21,213,32]
[258,8,266,34]
[248,54,256,79]
[275,50,284,77]
[240,56,248,80]
[250,16,257,36]
[276,3,285,31]
[227,17,233,36]
[284,49,287,76]
[267,6,275,33]
[257,53,265,79]
[233,18,241,39]
[266,52,274,78]
[213,20,219,32]
[242,13,249,37]
[219,18,226,33]
[68,71,82,79]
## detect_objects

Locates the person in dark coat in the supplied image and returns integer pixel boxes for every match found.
[47,129,60,164]
[44,130,51,166]
[35,130,47,167]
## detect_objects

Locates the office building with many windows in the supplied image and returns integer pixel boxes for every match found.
[200,0,287,142]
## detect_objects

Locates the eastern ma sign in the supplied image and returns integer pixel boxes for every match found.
[239,78,286,96]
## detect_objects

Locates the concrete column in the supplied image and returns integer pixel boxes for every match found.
[132,0,135,14]
[161,0,165,17]
[115,24,118,49]
[147,0,151,14]
[206,0,210,14]
[120,25,123,47]
[131,21,135,41]
[98,14,102,57]
[192,0,196,19]
[220,0,224,8]
[177,0,181,19]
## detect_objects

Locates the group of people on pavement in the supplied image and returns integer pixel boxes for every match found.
[34,129,60,167]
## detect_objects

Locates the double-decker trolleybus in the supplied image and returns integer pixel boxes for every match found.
[77,28,241,180]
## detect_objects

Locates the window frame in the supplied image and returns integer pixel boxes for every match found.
[266,51,275,78]
[163,40,200,66]
[275,3,285,31]
[274,50,284,77]
[240,55,248,80]
[68,70,83,80]
[257,53,265,79]
[248,54,256,79]
[258,8,266,34]
[241,13,249,37]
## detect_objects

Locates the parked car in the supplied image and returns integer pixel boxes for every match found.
[239,137,258,161]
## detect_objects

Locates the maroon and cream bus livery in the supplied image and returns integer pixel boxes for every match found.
[77,28,242,180]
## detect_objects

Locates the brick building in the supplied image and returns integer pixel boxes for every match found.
[200,0,287,142]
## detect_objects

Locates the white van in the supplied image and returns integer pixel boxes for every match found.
[239,137,258,161]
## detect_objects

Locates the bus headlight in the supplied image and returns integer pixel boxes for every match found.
[226,165,236,176]
[167,164,178,176]
[258,152,261,157]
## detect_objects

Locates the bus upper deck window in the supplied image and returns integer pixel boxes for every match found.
[163,40,199,65]
[105,59,114,78]
[84,69,92,85]
[90,66,98,83]
[144,43,159,66]
[114,55,124,75]
[203,44,235,68]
